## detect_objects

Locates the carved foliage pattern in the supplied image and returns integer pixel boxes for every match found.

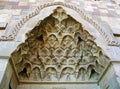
[11,7,109,82]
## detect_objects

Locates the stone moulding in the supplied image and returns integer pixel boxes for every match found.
[0,2,119,46]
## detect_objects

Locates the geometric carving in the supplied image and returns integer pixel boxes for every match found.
[10,7,109,82]
[0,2,119,48]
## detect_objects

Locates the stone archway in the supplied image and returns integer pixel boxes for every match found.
[9,7,111,89]
[0,1,119,89]
[0,2,119,47]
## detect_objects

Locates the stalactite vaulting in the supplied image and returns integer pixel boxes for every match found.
[10,7,109,82]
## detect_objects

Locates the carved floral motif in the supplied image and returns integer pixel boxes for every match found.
[10,7,109,82]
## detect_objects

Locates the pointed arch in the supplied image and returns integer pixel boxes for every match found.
[10,7,110,83]
[0,2,119,46]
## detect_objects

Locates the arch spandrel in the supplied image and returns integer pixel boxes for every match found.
[10,7,110,83]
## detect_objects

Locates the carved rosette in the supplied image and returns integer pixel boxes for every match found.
[10,7,109,82]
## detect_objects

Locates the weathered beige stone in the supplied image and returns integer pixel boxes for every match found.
[0,1,120,89]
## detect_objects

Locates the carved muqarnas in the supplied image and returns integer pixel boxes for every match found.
[10,7,109,82]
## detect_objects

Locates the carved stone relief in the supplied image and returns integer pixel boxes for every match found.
[0,2,119,47]
[10,7,109,82]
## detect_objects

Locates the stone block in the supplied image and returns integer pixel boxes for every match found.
[99,64,120,89]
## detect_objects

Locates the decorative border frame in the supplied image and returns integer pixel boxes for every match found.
[0,2,119,46]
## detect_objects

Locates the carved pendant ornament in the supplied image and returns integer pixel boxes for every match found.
[10,7,109,82]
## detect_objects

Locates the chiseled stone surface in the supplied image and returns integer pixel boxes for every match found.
[0,62,13,89]
[99,64,120,89]
[10,7,109,82]
[0,42,21,56]
[16,84,100,89]
[0,59,8,84]
[113,63,120,86]
[0,0,120,89]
